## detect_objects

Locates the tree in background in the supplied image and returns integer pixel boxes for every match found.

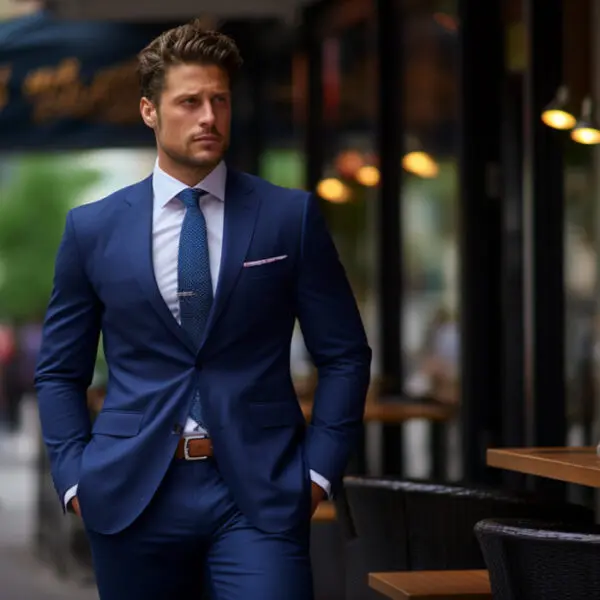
[0,154,100,322]
[0,155,107,396]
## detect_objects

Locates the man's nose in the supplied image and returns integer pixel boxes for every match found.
[198,100,216,127]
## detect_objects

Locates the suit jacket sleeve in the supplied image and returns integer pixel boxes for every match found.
[34,210,102,507]
[296,194,372,491]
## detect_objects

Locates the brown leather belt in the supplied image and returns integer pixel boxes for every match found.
[174,436,214,461]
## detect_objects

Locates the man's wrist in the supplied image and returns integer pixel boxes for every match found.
[311,481,326,500]
[309,470,331,498]
[64,484,79,512]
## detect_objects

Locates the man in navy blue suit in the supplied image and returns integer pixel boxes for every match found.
[35,19,371,600]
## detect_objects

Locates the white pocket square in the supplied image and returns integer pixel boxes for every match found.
[243,255,288,268]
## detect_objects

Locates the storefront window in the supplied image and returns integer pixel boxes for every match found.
[317,5,380,374]
[258,35,306,190]
[562,0,597,445]
[400,0,460,409]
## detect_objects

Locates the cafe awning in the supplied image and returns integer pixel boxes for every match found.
[46,0,310,21]
[0,11,167,151]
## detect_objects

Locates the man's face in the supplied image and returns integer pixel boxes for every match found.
[141,63,231,172]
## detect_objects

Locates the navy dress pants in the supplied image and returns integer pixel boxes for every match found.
[83,459,314,600]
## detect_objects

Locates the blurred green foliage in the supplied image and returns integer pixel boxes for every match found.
[0,155,107,389]
[0,155,100,322]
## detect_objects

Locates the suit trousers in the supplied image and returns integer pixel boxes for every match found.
[83,458,314,600]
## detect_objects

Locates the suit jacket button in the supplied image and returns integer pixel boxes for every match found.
[172,423,183,435]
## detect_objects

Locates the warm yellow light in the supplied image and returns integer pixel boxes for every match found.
[541,109,576,130]
[316,178,351,203]
[402,151,439,178]
[356,165,380,187]
[570,126,600,145]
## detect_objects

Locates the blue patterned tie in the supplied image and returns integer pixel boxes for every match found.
[177,188,212,426]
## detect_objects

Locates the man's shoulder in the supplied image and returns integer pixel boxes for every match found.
[235,171,311,206]
[69,176,150,224]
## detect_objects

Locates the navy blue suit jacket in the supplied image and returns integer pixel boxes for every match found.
[35,169,371,535]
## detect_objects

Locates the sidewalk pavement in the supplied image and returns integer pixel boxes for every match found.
[0,547,98,600]
[0,398,99,599]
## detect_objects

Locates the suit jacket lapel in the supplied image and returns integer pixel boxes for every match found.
[123,176,197,354]
[201,169,258,347]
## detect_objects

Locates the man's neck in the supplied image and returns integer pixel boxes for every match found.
[157,155,218,187]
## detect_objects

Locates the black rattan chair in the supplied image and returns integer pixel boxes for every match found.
[475,518,600,600]
[343,477,593,600]
[402,481,592,570]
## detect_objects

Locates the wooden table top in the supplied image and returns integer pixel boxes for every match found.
[487,447,600,487]
[369,571,491,600]
[300,400,455,424]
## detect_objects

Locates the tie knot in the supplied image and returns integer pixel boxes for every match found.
[178,188,207,209]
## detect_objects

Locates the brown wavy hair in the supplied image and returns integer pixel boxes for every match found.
[137,19,243,104]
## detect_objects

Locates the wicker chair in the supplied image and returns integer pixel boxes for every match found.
[475,518,600,600]
[343,477,593,600]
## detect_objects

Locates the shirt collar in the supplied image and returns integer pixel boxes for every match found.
[152,159,227,209]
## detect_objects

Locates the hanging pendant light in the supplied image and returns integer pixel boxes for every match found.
[541,85,577,130]
[570,96,600,145]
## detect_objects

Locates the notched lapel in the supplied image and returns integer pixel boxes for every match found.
[202,170,258,345]
[123,176,196,354]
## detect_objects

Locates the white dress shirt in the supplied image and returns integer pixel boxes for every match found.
[64,160,329,509]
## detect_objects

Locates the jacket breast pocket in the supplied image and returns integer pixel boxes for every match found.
[242,257,292,280]
[92,410,144,438]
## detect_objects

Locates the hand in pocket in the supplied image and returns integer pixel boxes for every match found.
[70,496,82,517]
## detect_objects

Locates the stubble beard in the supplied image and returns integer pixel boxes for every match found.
[155,111,228,175]
[162,142,225,171]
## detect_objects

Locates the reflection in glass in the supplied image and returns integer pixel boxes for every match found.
[400,0,460,410]
[318,14,380,375]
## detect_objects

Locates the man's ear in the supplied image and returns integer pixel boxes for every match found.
[140,97,157,129]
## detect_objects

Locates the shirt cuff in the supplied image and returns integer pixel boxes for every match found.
[64,484,78,511]
[309,470,331,498]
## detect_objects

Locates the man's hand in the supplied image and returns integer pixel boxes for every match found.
[310,481,326,516]
[70,497,81,518]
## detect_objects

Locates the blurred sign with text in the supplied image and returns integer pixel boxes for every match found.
[0,11,169,151]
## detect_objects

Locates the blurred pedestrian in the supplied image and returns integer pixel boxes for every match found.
[0,323,18,432]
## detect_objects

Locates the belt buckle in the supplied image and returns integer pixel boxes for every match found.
[183,433,209,461]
